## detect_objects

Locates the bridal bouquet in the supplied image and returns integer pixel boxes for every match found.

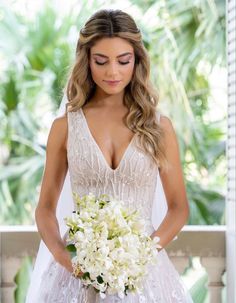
[64,192,161,299]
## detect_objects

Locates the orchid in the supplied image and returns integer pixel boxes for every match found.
[64,192,161,299]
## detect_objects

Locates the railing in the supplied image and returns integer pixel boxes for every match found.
[0,225,226,303]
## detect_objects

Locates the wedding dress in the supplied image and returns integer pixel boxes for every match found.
[25,102,193,302]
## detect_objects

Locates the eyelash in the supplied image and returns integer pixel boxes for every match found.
[95,61,130,66]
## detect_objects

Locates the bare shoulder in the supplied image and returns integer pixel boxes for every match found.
[48,113,68,150]
[159,114,176,136]
[52,113,68,128]
[158,114,181,172]
[158,114,180,164]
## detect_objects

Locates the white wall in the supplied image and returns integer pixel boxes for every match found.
[226,0,236,302]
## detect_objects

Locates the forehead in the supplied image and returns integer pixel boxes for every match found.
[90,37,134,55]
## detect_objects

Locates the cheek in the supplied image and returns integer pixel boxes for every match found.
[124,63,135,80]
[90,63,103,82]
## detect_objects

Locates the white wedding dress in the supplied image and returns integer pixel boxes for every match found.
[26,107,193,303]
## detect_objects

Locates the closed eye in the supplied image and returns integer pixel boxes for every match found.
[95,61,130,65]
[119,61,130,65]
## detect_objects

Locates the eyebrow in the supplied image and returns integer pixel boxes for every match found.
[92,52,133,58]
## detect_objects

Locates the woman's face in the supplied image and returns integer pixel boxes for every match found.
[89,37,135,95]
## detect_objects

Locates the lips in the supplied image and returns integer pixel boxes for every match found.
[103,80,121,87]
[104,80,121,84]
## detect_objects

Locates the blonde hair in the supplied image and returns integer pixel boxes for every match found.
[65,9,168,170]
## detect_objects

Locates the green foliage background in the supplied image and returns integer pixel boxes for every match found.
[0,0,226,226]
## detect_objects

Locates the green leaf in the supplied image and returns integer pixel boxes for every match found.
[14,257,33,303]
[66,244,76,252]
[190,273,208,303]
[97,275,104,284]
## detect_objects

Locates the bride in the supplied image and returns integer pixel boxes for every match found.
[26,8,193,302]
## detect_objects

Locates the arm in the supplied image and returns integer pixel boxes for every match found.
[151,115,190,249]
[35,115,73,272]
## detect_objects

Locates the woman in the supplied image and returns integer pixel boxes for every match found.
[26,8,193,302]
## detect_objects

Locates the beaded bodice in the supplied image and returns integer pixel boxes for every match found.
[67,108,160,234]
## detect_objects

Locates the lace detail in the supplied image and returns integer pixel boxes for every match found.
[36,108,193,302]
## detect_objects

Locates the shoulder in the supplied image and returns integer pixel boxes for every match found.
[158,114,178,146]
[158,114,181,172]
[52,113,68,129]
[156,108,175,133]
[159,114,174,132]
[157,114,182,175]
[51,114,68,137]
[48,114,68,150]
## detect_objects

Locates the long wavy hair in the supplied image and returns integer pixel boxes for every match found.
[65,9,168,170]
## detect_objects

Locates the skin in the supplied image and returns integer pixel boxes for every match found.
[35,37,189,277]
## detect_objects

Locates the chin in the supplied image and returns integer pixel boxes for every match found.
[101,86,124,95]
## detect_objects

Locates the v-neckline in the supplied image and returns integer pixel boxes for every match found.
[79,107,136,172]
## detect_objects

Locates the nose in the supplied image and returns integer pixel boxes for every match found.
[105,62,119,78]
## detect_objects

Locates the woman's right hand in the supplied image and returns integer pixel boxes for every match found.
[54,248,84,278]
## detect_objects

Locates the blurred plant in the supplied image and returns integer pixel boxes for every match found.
[0,0,103,224]
[14,256,33,303]
[189,272,208,303]
[137,0,226,224]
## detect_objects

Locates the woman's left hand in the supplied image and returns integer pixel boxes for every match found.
[150,232,162,251]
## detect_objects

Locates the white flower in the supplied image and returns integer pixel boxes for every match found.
[65,193,159,298]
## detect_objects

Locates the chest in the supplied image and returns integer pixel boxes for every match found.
[80,108,136,171]
[67,110,157,186]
